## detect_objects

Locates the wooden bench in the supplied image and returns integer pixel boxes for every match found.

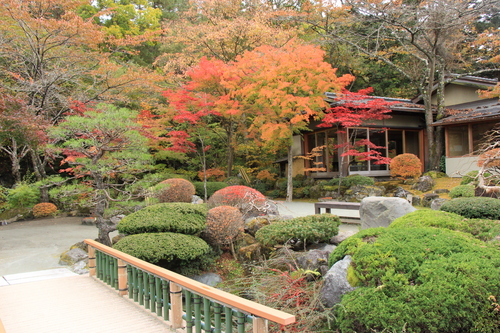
[314,201,361,224]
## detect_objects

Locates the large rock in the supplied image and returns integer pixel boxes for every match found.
[59,248,88,266]
[412,175,435,192]
[360,197,416,229]
[320,255,356,307]
[296,249,331,277]
[330,230,358,245]
[430,198,448,210]
[422,193,439,207]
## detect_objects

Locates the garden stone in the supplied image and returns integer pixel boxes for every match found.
[393,187,412,199]
[431,198,448,210]
[422,193,439,207]
[191,273,222,287]
[360,197,416,229]
[411,195,421,206]
[241,200,279,220]
[109,214,125,224]
[245,215,284,236]
[192,195,203,204]
[237,243,262,264]
[344,185,385,202]
[71,260,89,275]
[59,248,88,266]
[434,189,449,194]
[330,230,358,245]
[307,243,336,253]
[320,255,356,307]
[412,175,435,192]
[296,250,330,276]
[81,216,96,225]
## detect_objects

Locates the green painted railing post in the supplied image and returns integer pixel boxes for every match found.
[162,280,170,321]
[112,258,118,290]
[185,290,193,333]
[213,302,222,333]
[225,306,232,333]
[155,277,162,316]
[133,267,139,302]
[127,265,133,299]
[237,311,245,333]
[149,274,156,313]
[203,298,211,332]
[144,272,151,310]
[138,270,144,306]
[193,294,201,333]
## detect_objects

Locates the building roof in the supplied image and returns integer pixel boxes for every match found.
[324,92,426,113]
[432,98,500,126]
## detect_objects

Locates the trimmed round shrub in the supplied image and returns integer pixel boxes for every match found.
[156,178,195,203]
[32,202,58,218]
[389,210,467,230]
[327,175,375,187]
[192,182,228,199]
[255,214,341,248]
[440,197,500,219]
[390,153,422,179]
[113,232,211,273]
[389,209,500,242]
[117,203,207,235]
[207,185,274,218]
[449,184,475,198]
[202,206,244,247]
[329,227,500,333]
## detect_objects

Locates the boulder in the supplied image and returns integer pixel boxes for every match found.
[71,260,89,275]
[237,243,263,264]
[411,195,422,206]
[393,186,412,199]
[434,189,450,194]
[320,255,356,307]
[59,248,88,266]
[296,249,331,276]
[343,185,386,202]
[412,175,435,192]
[307,243,336,253]
[330,230,358,245]
[241,200,280,220]
[360,197,416,229]
[431,198,448,210]
[422,193,439,207]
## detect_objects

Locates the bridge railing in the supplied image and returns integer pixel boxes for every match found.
[84,239,295,333]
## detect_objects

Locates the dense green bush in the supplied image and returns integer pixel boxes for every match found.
[449,184,475,198]
[329,227,500,333]
[389,210,500,241]
[104,201,145,218]
[327,174,375,188]
[113,232,211,274]
[461,170,480,185]
[193,182,228,199]
[48,183,93,214]
[440,197,500,219]
[117,203,207,235]
[255,214,340,248]
[7,182,40,209]
[156,178,195,203]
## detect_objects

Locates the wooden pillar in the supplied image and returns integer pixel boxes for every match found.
[117,259,128,296]
[253,317,268,333]
[170,282,183,329]
[88,246,96,277]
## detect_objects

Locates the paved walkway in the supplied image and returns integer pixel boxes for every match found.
[0,274,175,333]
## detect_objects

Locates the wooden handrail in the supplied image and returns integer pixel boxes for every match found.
[84,239,295,326]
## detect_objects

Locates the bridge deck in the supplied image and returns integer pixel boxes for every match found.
[0,274,176,333]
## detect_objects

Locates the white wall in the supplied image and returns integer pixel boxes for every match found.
[446,156,478,177]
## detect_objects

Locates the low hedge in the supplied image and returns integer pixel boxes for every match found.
[449,184,475,198]
[117,203,207,235]
[113,232,211,274]
[192,182,228,199]
[255,214,340,248]
[389,209,500,242]
[440,197,500,219]
[329,227,500,333]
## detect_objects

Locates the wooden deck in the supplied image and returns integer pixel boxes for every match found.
[0,274,177,333]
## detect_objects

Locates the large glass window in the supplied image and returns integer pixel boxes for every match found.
[472,123,495,153]
[306,130,339,173]
[448,125,469,157]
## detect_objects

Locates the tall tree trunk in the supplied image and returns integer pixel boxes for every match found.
[286,139,293,202]
[93,174,113,246]
[226,125,234,177]
[1,138,29,184]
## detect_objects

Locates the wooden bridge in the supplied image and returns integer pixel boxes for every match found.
[0,240,295,333]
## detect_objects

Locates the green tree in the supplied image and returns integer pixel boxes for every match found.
[49,104,152,246]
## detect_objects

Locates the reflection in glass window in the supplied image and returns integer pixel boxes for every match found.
[448,125,469,157]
